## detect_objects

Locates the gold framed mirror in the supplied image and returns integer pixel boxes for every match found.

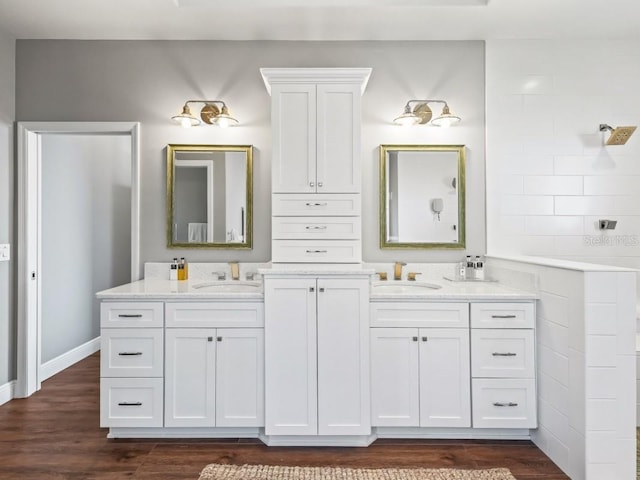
[167,144,253,249]
[380,144,465,249]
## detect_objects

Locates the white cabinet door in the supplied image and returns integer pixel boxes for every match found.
[264,278,317,435]
[215,328,265,427]
[418,328,471,428]
[317,278,370,435]
[370,328,420,427]
[164,328,216,427]
[316,84,361,193]
[271,84,316,193]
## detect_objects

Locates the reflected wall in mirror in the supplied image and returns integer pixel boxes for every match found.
[380,144,465,249]
[167,144,253,249]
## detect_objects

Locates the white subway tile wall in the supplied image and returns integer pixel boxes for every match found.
[486,40,640,271]
[488,258,636,479]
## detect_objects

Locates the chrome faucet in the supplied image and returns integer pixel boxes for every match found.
[394,262,406,281]
[229,261,240,281]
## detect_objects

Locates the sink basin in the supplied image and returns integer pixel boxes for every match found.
[371,281,442,294]
[191,281,262,292]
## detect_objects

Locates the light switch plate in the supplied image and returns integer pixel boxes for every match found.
[0,244,10,261]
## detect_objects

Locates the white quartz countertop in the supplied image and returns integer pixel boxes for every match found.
[96,279,264,300]
[370,278,538,301]
[96,276,537,301]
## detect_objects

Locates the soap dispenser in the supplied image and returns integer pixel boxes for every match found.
[170,258,178,281]
[178,257,188,281]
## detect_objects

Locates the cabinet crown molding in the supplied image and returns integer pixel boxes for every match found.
[260,68,372,95]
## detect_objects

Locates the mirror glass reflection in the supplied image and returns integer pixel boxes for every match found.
[380,144,465,249]
[167,144,252,249]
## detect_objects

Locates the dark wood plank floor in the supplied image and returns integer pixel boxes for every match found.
[0,353,568,480]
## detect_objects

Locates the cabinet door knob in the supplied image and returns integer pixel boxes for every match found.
[207,336,213,342]
[217,336,222,342]
[319,287,325,292]
[309,182,315,187]
[318,182,323,187]
[309,287,315,292]
[412,336,418,342]
[421,336,428,342]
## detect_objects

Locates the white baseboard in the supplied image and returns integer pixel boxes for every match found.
[0,380,16,406]
[39,336,100,382]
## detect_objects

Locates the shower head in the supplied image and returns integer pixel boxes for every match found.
[599,124,637,145]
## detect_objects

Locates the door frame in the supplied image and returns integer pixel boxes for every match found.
[16,121,141,398]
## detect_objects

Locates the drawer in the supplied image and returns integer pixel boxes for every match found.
[470,303,535,329]
[100,378,163,427]
[472,378,537,429]
[272,216,361,240]
[165,302,264,328]
[101,302,163,328]
[370,302,469,328]
[100,329,164,378]
[272,240,361,263]
[471,329,535,378]
[272,193,360,216]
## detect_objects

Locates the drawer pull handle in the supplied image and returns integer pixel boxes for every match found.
[118,402,142,407]
[305,202,327,207]
[492,352,517,357]
[305,226,327,230]
[118,314,143,318]
[491,314,517,319]
[493,402,518,407]
[306,250,328,254]
[118,352,143,356]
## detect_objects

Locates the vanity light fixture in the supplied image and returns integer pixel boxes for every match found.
[171,100,239,128]
[393,100,461,127]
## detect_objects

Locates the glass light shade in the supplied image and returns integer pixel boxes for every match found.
[213,106,239,128]
[393,111,421,126]
[171,105,200,128]
[431,105,461,127]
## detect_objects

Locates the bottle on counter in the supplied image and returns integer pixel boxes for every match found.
[457,261,466,281]
[169,257,178,281]
[465,255,474,279]
[474,255,485,280]
[178,257,188,281]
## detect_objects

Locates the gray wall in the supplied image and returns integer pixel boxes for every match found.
[0,30,15,386]
[40,134,132,363]
[16,40,486,268]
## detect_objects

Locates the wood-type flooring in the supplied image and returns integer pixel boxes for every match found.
[0,353,568,479]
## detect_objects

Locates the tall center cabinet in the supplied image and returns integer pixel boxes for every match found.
[261,68,371,264]
[261,68,373,443]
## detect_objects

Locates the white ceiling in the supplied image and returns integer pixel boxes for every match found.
[1,0,640,41]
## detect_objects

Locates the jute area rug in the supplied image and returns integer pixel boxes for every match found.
[198,464,517,480]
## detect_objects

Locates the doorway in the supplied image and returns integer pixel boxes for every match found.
[17,122,141,398]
